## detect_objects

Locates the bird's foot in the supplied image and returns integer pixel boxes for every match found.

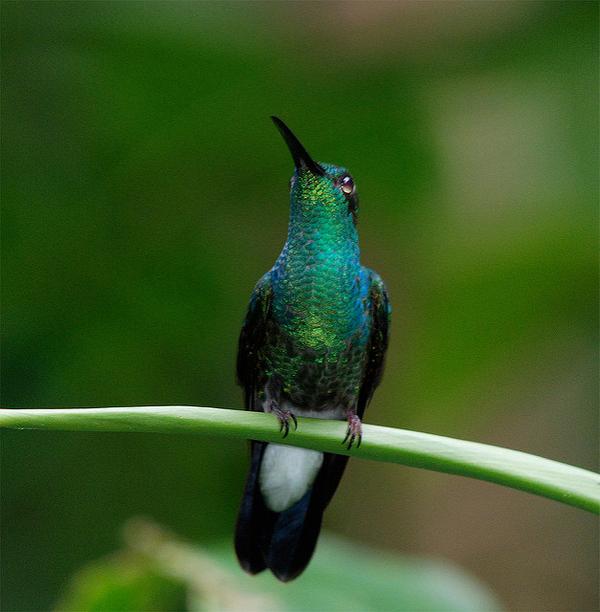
[270,402,298,438]
[343,414,362,450]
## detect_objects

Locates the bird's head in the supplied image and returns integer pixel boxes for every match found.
[271,116,359,226]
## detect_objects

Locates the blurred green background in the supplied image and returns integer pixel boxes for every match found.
[1,2,598,610]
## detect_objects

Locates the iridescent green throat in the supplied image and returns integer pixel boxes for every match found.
[270,163,364,354]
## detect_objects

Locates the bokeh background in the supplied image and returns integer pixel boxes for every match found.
[2,2,598,610]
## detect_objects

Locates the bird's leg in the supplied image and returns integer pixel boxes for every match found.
[343,408,362,450]
[268,400,298,438]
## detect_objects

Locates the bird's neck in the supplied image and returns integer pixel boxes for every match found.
[271,215,363,350]
[283,206,360,274]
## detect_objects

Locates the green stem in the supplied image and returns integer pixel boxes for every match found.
[1,406,597,513]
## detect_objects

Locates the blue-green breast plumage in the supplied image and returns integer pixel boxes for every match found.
[266,162,372,409]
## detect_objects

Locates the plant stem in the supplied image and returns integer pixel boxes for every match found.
[1,405,597,513]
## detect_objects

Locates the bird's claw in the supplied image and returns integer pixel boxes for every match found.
[343,414,362,449]
[271,403,298,438]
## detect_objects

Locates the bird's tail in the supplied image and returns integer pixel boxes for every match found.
[234,441,349,582]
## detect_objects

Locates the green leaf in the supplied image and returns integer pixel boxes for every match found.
[1,406,598,513]
[55,553,186,612]
[211,536,503,612]
[56,519,502,612]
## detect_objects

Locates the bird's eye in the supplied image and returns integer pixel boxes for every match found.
[339,175,355,195]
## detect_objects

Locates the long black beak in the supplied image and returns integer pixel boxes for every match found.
[271,116,325,177]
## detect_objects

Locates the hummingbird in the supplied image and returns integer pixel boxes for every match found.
[235,117,390,582]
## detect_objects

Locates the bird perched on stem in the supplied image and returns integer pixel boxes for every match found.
[235,117,390,581]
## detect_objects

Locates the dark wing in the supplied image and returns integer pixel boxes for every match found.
[236,272,273,411]
[235,272,274,574]
[357,269,391,418]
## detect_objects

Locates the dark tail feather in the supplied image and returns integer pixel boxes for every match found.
[235,444,350,581]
